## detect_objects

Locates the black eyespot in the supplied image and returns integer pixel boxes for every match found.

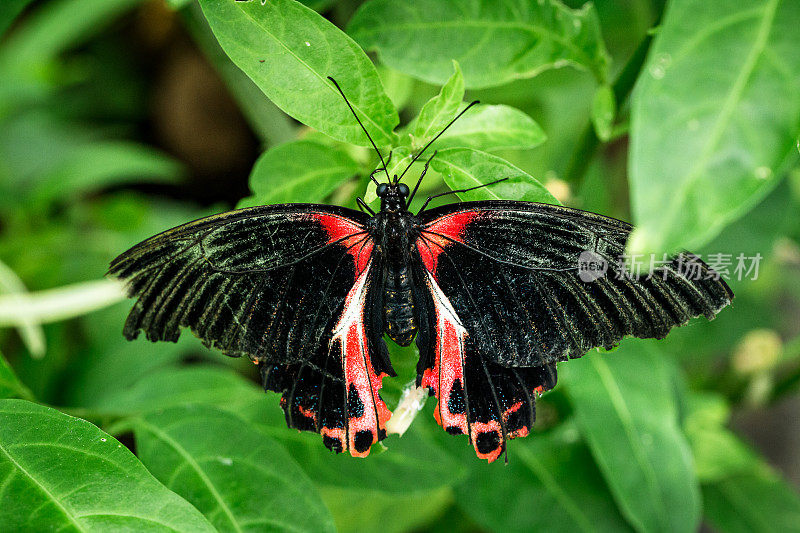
[376,183,389,196]
[397,183,410,197]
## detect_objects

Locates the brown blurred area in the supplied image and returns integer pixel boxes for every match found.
[132,0,259,205]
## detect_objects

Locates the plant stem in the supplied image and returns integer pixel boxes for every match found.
[563,11,664,188]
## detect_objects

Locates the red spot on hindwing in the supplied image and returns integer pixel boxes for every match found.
[417,211,479,276]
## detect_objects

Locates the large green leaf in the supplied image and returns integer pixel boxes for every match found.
[454,424,632,533]
[433,104,546,152]
[561,342,701,532]
[133,405,335,533]
[0,400,215,532]
[239,139,360,207]
[347,0,610,88]
[703,466,800,533]
[89,365,264,416]
[627,0,800,257]
[411,61,465,143]
[197,0,398,146]
[430,148,560,203]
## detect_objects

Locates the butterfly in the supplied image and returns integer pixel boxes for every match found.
[109,78,733,462]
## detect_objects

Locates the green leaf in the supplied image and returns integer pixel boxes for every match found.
[0,352,33,400]
[412,60,465,142]
[91,366,265,416]
[627,0,800,257]
[197,0,398,146]
[454,424,633,533]
[430,148,560,204]
[560,342,701,533]
[34,141,183,204]
[347,0,610,88]
[433,104,547,152]
[703,467,800,533]
[377,65,415,110]
[0,400,215,532]
[0,0,34,37]
[240,140,360,207]
[183,3,298,146]
[0,114,181,210]
[591,84,615,142]
[133,405,335,533]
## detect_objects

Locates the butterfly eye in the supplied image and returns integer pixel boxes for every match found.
[397,183,410,197]
[376,183,389,197]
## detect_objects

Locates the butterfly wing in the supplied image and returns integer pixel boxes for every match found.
[413,200,733,461]
[109,204,392,456]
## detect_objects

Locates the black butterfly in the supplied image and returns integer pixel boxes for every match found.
[109,78,732,462]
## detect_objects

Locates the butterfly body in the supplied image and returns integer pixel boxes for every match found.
[371,183,420,346]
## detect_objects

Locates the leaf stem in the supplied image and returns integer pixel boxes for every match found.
[563,9,665,188]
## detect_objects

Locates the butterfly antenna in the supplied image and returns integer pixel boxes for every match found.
[406,150,436,208]
[416,177,508,214]
[397,100,480,183]
[327,76,390,185]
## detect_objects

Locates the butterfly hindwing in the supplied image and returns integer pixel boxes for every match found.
[413,201,732,461]
[109,204,393,456]
[413,261,558,461]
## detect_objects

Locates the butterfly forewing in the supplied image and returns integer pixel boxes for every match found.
[412,201,732,461]
[109,204,393,456]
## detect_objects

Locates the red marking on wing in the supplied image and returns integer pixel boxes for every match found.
[315,213,373,274]
[470,420,504,463]
[421,269,530,462]
[330,259,391,457]
[417,211,479,275]
[321,426,345,449]
[420,270,470,437]
[503,402,529,439]
[298,405,317,424]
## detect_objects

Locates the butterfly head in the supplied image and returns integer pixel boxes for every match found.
[376,182,410,213]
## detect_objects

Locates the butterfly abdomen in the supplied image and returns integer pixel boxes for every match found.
[384,265,416,346]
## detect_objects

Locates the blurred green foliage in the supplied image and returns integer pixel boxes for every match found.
[1,0,800,532]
